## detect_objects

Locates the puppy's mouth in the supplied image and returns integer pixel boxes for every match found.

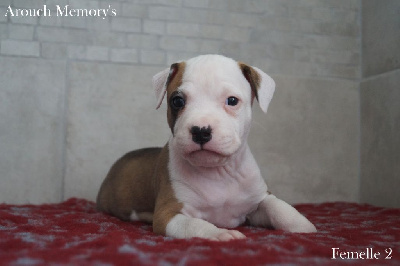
[190,148,224,157]
[185,147,231,167]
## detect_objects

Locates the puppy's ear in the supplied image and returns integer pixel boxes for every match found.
[239,63,275,113]
[152,67,170,109]
[152,63,184,109]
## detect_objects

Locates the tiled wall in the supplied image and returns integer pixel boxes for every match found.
[1,0,361,77]
[360,0,400,208]
[0,0,372,205]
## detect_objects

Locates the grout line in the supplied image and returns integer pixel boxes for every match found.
[60,59,71,202]
[360,68,400,83]
[358,0,363,204]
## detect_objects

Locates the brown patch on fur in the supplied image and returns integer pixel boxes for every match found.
[238,62,261,104]
[152,145,184,235]
[96,144,183,236]
[166,62,186,133]
[96,148,162,221]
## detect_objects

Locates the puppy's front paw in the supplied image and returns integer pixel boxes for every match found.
[210,229,246,241]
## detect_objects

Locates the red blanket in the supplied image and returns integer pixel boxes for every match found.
[1,198,399,265]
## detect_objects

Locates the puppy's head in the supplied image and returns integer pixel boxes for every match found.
[153,55,275,167]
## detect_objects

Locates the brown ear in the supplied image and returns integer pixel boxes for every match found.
[239,62,275,113]
[152,63,184,109]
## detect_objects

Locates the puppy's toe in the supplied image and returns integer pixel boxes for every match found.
[212,229,246,241]
[287,218,317,233]
[295,222,317,233]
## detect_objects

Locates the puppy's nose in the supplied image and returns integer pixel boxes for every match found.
[190,125,212,145]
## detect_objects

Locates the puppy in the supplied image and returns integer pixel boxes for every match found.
[97,54,317,241]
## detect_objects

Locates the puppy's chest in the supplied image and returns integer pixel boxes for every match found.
[172,170,267,228]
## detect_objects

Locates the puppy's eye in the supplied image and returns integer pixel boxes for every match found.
[226,96,239,106]
[171,95,185,109]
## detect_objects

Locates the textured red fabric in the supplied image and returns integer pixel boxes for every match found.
[0,198,399,265]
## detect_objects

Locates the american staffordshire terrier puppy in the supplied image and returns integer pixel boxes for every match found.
[97,54,317,241]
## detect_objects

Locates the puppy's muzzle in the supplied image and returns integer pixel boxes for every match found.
[190,125,212,145]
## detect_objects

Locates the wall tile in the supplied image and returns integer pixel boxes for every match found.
[249,76,360,203]
[0,58,66,204]
[143,20,166,35]
[8,24,35,40]
[64,63,170,201]
[362,0,400,77]
[126,34,159,50]
[86,46,109,61]
[111,17,141,33]
[37,26,89,44]
[110,48,138,63]
[140,50,166,65]
[149,6,182,21]
[167,22,200,37]
[1,40,40,57]
[41,42,68,59]
[360,69,400,208]
[120,3,147,18]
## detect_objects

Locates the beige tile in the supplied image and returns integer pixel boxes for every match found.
[360,69,400,208]
[362,0,400,77]
[0,58,66,204]
[249,76,360,204]
[64,62,170,201]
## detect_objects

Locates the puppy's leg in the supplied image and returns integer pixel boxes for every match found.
[247,194,317,233]
[165,214,246,241]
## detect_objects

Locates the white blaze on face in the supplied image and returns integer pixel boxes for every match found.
[169,55,253,167]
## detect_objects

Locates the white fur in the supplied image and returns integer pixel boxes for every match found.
[129,211,139,221]
[166,214,246,241]
[169,142,267,229]
[154,55,316,240]
[130,211,153,223]
[251,66,275,113]
[170,56,253,167]
[247,194,317,233]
